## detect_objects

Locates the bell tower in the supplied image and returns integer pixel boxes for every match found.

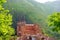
[17,15,26,36]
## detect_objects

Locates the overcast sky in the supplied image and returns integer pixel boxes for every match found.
[35,0,56,3]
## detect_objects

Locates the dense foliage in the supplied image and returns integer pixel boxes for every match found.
[48,12,60,34]
[0,0,15,40]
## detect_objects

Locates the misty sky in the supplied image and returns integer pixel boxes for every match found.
[35,0,56,3]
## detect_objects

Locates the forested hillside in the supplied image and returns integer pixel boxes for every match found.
[45,0,60,12]
[4,0,60,38]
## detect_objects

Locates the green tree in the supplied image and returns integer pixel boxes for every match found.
[0,0,15,40]
[48,12,60,34]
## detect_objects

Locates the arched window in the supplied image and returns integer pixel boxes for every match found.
[27,36,32,40]
[27,36,36,40]
[32,37,36,40]
[41,38,45,40]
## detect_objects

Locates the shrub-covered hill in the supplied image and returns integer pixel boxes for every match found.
[4,0,60,38]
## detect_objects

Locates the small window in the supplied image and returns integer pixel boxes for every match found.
[27,36,36,40]
[32,37,36,40]
[41,38,44,40]
[27,36,32,40]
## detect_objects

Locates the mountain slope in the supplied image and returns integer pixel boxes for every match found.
[4,0,60,37]
[45,0,60,12]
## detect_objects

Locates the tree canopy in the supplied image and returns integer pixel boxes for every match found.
[48,12,60,34]
[0,0,15,40]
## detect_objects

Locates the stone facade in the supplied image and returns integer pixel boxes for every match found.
[17,21,55,40]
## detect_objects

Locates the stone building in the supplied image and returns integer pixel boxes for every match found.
[17,21,49,40]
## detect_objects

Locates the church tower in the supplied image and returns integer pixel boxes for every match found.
[17,15,26,36]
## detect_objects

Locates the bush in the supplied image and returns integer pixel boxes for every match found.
[0,0,15,40]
